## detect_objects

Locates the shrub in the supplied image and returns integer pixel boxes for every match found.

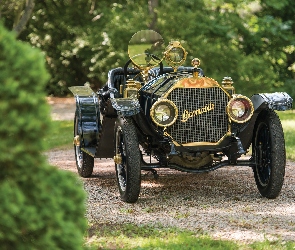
[0,23,87,249]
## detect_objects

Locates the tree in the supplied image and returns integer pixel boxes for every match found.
[253,0,295,98]
[2,0,293,98]
[148,0,158,30]
[156,0,279,95]
[0,0,35,37]
[0,23,87,249]
[18,0,151,95]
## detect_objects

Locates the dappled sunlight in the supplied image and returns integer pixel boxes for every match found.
[281,120,295,129]
[48,147,295,243]
[140,181,164,188]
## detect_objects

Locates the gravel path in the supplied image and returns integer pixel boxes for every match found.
[47,97,295,244]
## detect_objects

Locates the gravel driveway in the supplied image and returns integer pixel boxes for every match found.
[47,97,295,243]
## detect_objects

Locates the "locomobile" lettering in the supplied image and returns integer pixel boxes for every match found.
[181,103,215,122]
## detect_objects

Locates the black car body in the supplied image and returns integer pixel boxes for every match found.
[69,30,293,203]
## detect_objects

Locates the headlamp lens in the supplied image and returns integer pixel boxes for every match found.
[151,99,178,127]
[231,101,246,118]
[227,96,253,123]
[155,104,171,122]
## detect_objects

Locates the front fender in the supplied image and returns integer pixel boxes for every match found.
[251,92,293,111]
[237,92,292,152]
[69,86,99,148]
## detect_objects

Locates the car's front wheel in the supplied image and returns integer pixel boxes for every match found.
[114,117,141,203]
[252,110,285,198]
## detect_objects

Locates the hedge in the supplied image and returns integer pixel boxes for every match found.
[0,23,87,249]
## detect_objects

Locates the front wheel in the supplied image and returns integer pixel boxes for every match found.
[114,117,141,203]
[252,110,285,198]
[74,112,94,177]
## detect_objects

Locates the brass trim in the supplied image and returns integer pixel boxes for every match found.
[150,99,178,127]
[81,148,95,157]
[191,58,201,67]
[73,135,80,146]
[114,154,122,165]
[160,76,234,146]
[226,94,254,123]
[165,129,232,147]
[181,103,215,123]
[221,76,235,95]
[222,76,234,87]
[123,80,142,98]
[162,77,226,98]
[191,58,201,78]
[126,79,142,89]
[164,41,188,71]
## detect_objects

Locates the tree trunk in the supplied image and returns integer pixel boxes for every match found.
[13,0,35,37]
[0,0,2,19]
[148,0,158,30]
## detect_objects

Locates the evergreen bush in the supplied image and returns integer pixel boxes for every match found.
[0,23,87,249]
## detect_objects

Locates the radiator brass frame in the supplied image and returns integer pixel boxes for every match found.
[162,77,232,147]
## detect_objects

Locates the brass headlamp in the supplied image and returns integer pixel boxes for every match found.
[150,99,178,127]
[227,94,254,123]
[164,41,187,71]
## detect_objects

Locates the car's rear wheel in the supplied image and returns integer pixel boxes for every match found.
[74,112,94,177]
[253,110,285,198]
[114,117,141,203]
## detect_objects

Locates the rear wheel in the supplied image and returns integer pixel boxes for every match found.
[114,117,141,203]
[74,112,94,177]
[253,110,285,198]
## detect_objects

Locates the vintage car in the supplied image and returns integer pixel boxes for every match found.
[69,30,293,203]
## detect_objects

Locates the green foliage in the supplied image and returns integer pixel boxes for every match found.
[86,223,240,249]
[86,223,295,249]
[1,0,294,98]
[17,0,150,95]
[253,0,295,98]
[250,238,295,250]
[278,111,295,161]
[0,0,26,29]
[0,23,87,249]
[156,0,289,96]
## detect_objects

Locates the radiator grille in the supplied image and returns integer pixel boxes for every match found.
[166,87,229,144]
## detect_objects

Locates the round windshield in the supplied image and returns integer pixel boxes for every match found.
[128,30,165,69]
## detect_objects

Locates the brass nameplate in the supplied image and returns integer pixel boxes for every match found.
[181,103,214,122]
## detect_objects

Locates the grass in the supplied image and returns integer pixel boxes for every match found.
[43,120,73,150]
[85,224,241,250]
[85,223,295,250]
[278,110,295,161]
